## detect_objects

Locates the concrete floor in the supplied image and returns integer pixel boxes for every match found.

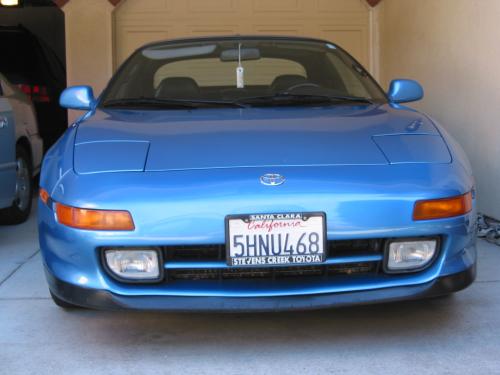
[1,208,499,375]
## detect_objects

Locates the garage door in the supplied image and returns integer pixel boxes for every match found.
[114,0,372,69]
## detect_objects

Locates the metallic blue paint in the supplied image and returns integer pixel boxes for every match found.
[59,85,96,111]
[388,79,424,103]
[372,134,451,164]
[75,141,150,174]
[39,49,476,312]
[73,105,444,173]
[0,74,43,211]
[0,98,16,208]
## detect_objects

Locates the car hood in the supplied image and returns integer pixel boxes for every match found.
[73,104,451,174]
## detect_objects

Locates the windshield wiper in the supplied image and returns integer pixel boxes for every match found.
[233,93,374,106]
[103,98,201,109]
[102,97,248,109]
[324,95,374,104]
[102,94,373,109]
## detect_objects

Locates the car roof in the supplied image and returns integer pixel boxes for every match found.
[140,35,334,51]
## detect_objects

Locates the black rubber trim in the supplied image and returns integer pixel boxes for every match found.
[45,263,476,312]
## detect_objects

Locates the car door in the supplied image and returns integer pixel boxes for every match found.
[0,78,16,209]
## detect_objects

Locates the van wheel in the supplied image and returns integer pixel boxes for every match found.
[0,146,33,225]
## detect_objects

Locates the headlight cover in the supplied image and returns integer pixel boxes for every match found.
[385,238,438,273]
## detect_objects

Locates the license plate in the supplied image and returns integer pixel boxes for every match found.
[226,212,326,267]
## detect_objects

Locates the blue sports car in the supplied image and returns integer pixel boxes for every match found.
[38,36,476,311]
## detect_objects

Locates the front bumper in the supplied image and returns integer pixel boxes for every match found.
[46,262,476,312]
[39,164,478,311]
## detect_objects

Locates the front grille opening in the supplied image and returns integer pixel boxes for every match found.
[164,244,224,261]
[327,239,383,257]
[167,262,378,281]
[163,239,384,262]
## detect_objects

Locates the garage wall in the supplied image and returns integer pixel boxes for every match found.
[63,0,114,97]
[378,0,500,219]
[62,0,115,123]
[114,0,373,70]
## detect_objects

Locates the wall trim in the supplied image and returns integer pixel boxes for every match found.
[54,0,380,8]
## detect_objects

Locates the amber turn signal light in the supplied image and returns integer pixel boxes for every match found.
[413,192,472,221]
[39,188,50,204]
[55,203,135,231]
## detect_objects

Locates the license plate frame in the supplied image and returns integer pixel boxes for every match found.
[225,212,327,267]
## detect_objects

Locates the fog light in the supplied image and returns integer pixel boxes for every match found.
[104,249,161,281]
[386,239,437,273]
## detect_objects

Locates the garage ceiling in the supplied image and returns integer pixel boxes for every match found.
[113,0,373,70]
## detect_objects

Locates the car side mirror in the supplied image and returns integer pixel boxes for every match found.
[60,86,96,110]
[387,79,424,103]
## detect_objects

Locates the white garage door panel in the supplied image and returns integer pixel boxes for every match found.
[114,0,372,69]
[317,0,368,12]
[184,25,240,36]
[122,0,172,13]
[188,0,238,13]
[252,0,304,13]
[319,26,369,67]
[115,27,171,65]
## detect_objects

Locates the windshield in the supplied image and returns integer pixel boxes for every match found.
[100,38,387,108]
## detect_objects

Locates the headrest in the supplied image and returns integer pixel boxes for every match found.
[155,77,200,99]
